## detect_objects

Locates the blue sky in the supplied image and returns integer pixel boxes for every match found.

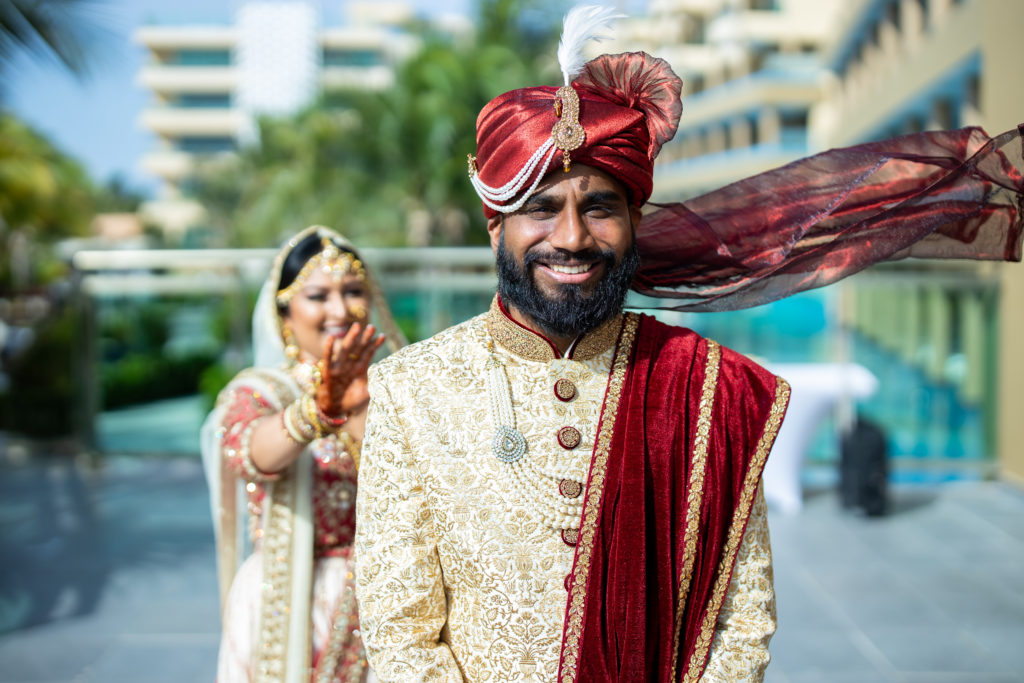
[4,0,472,197]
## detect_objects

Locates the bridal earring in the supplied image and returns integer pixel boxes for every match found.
[283,326,300,362]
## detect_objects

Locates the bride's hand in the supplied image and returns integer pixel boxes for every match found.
[316,323,385,418]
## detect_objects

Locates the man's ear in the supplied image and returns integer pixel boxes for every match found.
[486,215,503,255]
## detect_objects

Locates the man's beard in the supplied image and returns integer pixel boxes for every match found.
[496,232,640,340]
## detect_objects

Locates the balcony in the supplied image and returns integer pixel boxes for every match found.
[138,65,237,95]
[140,150,195,182]
[135,25,236,51]
[139,107,245,137]
[320,65,395,91]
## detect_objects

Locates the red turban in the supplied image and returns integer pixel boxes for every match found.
[471,52,683,217]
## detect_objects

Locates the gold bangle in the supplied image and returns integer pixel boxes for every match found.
[281,410,310,445]
[300,394,324,439]
[285,399,317,442]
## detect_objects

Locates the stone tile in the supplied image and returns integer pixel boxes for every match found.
[963,625,1024,674]
[0,631,109,681]
[860,625,1005,675]
[86,634,218,683]
[768,626,887,678]
[900,675,1024,683]
[782,674,894,683]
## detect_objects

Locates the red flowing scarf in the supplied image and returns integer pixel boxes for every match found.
[635,124,1024,311]
[559,314,790,682]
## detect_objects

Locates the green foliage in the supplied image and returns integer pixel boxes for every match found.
[100,351,216,410]
[0,114,94,236]
[0,303,77,436]
[198,360,240,413]
[191,0,561,249]
[93,174,145,213]
[0,113,95,289]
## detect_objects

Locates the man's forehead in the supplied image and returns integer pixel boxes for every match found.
[528,164,630,200]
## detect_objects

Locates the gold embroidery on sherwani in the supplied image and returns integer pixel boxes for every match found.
[668,340,722,681]
[486,296,622,362]
[682,377,790,683]
[558,313,639,683]
[357,311,778,682]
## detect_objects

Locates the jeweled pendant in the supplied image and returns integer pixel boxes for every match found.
[493,425,527,463]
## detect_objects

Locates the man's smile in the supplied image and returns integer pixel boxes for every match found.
[535,260,603,285]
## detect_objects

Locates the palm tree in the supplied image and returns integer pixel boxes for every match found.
[0,113,93,288]
[0,0,102,83]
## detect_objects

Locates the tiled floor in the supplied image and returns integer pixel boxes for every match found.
[0,450,1021,682]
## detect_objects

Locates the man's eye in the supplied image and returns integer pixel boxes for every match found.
[305,293,327,302]
[585,205,612,216]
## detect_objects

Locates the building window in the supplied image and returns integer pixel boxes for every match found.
[779,109,808,147]
[169,49,232,66]
[886,0,902,32]
[748,0,778,10]
[966,72,980,110]
[322,49,383,67]
[932,99,955,130]
[685,15,706,43]
[916,0,929,29]
[173,93,232,108]
[687,73,705,96]
[177,136,236,154]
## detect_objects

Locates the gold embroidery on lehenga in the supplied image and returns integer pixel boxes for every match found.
[313,566,369,683]
[668,340,722,680]
[681,377,790,683]
[256,471,297,683]
[558,313,638,683]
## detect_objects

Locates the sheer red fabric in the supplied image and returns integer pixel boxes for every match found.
[634,125,1024,311]
[560,315,787,681]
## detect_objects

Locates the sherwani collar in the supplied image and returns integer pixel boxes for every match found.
[486,295,623,363]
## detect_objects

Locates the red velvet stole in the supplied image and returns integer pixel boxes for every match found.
[558,314,789,682]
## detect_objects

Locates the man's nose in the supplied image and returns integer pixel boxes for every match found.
[548,204,594,253]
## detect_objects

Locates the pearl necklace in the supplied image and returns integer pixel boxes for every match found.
[485,340,585,532]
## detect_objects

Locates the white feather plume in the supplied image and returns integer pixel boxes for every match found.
[557,4,626,85]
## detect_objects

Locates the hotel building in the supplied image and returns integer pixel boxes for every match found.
[134,1,419,236]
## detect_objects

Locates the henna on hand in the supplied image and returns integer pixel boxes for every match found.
[316,323,386,417]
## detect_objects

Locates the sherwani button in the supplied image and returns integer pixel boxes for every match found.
[554,378,577,402]
[561,528,579,547]
[557,426,582,449]
[559,479,583,498]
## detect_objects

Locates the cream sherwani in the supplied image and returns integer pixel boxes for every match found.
[355,301,776,681]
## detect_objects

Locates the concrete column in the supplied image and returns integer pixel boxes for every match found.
[925,286,951,383]
[900,0,924,49]
[706,124,727,154]
[900,287,923,365]
[728,117,752,150]
[985,0,1024,484]
[959,290,986,405]
[757,107,780,145]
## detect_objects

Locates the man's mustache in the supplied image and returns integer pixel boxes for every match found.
[522,247,615,269]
